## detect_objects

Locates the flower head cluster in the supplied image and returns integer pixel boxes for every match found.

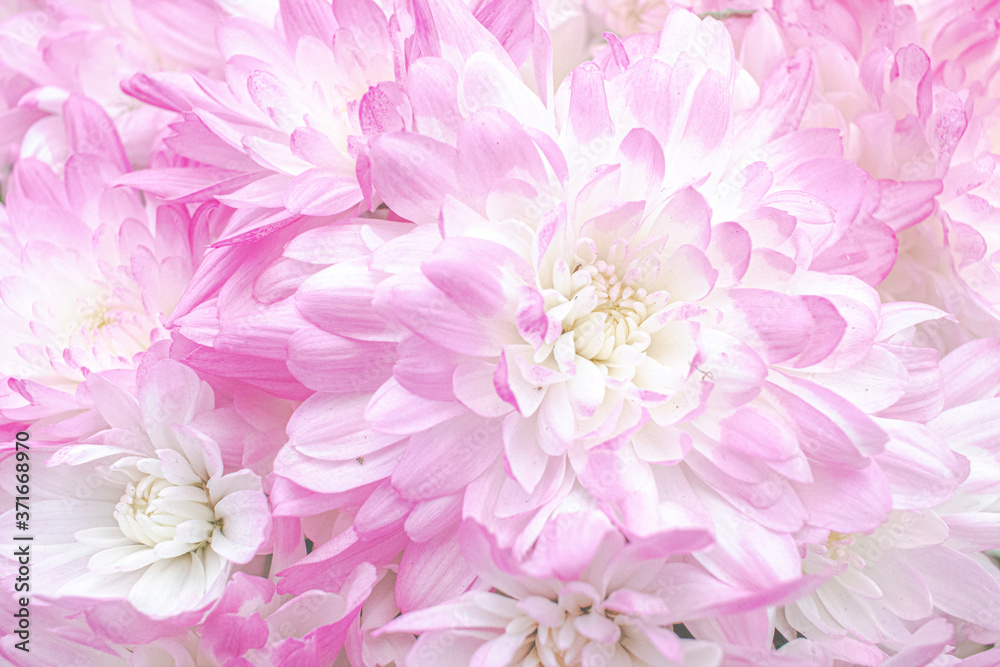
[5,1,1000,666]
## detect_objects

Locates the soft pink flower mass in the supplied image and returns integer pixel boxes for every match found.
[5,0,1000,665]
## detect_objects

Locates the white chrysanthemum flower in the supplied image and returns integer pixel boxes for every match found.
[1,359,271,618]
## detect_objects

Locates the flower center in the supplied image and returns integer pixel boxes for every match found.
[79,298,116,333]
[71,285,155,359]
[547,239,666,364]
[518,587,624,665]
[825,532,856,563]
[804,530,867,576]
[114,466,217,550]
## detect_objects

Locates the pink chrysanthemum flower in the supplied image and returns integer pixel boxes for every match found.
[777,505,997,666]
[0,359,271,618]
[0,95,198,426]
[195,564,377,665]
[736,1,1000,352]
[274,7,943,598]
[0,0,231,181]
[771,335,1000,664]
[123,0,403,217]
[868,16,1000,352]
[377,513,794,667]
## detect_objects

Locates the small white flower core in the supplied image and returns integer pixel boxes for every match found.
[114,459,217,554]
[808,531,867,574]
[510,584,628,667]
[72,284,151,359]
[571,259,649,361]
[545,238,667,369]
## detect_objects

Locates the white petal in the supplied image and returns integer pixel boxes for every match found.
[210,490,270,563]
[153,540,199,559]
[155,449,203,486]
[175,519,214,544]
[88,545,154,574]
[129,554,206,617]
[74,527,132,549]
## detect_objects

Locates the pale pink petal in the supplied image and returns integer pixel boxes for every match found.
[397,524,476,612]
[391,414,503,501]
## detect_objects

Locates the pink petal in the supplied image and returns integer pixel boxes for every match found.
[396,524,475,612]
[940,338,1000,409]
[391,414,503,501]
[811,216,898,286]
[375,275,514,356]
[725,288,815,364]
[794,461,891,532]
[394,335,460,402]
[421,237,518,318]
[566,62,613,146]
[409,0,515,68]
[354,479,412,541]
[880,619,953,667]
[63,94,129,174]
[456,107,546,205]
[453,360,510,418]
[660,244,718,302]
[296,257,398,342]
[275,440,405,493]
[404,493,463,543]
[649,187,712,253]
[792,296,848,368]
[474,0,535,67]
[768,375,889,462]
[408,58,462,144]
[736,50,814,146]
[283,169,362,216]
[281,0,336,44]
[285,393,402,460]
[616,128,665,203]
[929,398,1000,452]
[877,421,968,510]
[286,325,395,393]
[876,345,944,422]
[365,378,467,435]
[332,0,391,51]
[369,132,461,226]
[944,513,1000,552]
[905,545,1000,628]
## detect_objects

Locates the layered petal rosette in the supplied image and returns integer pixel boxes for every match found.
[0,94,199,429]
[0,358,271,617]
[194,563,379,666]
[381,512,817,666]
[122,0,402,217]
[726,1,1000,352]
[0,0,228,178]
[761,335,1000,664]
[268,8,947,617]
